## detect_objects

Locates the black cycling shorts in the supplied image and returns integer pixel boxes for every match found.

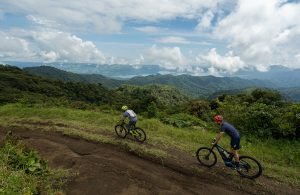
[231,137,240,150]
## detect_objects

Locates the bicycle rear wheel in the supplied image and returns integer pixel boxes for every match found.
[237,156,262,179]
[196,147,217,167]
[115,125,127,138]
[132,127,146,143]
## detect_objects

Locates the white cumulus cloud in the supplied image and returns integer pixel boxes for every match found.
[0,32,35,59]
[145,45,188,70]
[215,0,300,69]
[32,30,106,63]
[197,48,246,75]
[0,29,106,63]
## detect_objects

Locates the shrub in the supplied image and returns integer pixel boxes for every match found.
[186,100,210,121]
[1,134,48,176]
[160,113,206,128]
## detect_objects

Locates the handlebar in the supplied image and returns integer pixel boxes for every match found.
[117,120,125,125]
[211,138,216,145]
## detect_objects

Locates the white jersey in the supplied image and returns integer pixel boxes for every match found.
[123,110,137,121]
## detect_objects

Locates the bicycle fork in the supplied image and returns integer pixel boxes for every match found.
[205,147,215,160]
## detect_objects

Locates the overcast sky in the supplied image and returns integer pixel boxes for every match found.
[0,0,300,75]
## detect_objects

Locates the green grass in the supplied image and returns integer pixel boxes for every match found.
[0,103,299,186]
[0,133,69,194]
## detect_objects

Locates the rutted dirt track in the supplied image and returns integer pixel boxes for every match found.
[0,128,298,195]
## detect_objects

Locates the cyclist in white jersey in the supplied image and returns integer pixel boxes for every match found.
[120,105,137,131]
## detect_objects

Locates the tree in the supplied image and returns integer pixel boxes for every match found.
[147,101,158,118]
[187,100,210,121]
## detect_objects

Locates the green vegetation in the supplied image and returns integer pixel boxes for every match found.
[0,65,188,111]
[0,104,299,186]
[25,65,272,98]
[24,66,122,88]
[280,87,300,102]
[1,64,299,139]
[214,89,300,139]
[0,132,68,194]
[1,64,300,189]
[115,84,189,113]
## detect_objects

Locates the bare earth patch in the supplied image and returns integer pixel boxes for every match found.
[0,127,298,195]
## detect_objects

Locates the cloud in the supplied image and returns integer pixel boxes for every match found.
[196,10,215,31]
[156,36,190,44]
[145,45,188,70]
[39,51,59,62]
[135,26,168,34]
[134,55,145,65]
[0,29,106,63]
[1,0,222,33]
[197,48,246,75]
[1,0,300,71]
[33,30,106,63]
[0,9,4,20]
[215,0,300,68]
[27,15,58,28]
[0,32,35,60]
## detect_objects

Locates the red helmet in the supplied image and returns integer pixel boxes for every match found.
[214,115,223,123]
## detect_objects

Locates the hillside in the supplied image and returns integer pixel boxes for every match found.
[279,87,300,102]
[234,65,300,88]
[24,66,122,88]
[1,65,188,110]
[1,64,300,194]
[208,87,300,102]
[0,104,299,194]
[126,74,274,97]
[24,66,273,98]
[8,62,300,89]
[0,65,113,105]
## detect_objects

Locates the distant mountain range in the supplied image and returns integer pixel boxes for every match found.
[5,61,300,88]
[3,60,299,101]
[24,66,121,88]
[24,66,274,98]
[232,65,300,88]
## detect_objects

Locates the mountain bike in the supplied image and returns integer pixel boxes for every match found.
[114,121,146,143]
[196,140,262,179]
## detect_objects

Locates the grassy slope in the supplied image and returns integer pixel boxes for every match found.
[0,104,299,186]
[0,132,69,194]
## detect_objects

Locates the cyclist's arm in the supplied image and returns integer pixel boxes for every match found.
[120,113,127,122]
[214,132,224,144]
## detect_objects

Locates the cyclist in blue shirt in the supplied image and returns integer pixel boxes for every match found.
[120,105,137,131]
[212,115,240,166]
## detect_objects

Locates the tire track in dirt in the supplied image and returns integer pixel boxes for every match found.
[0,127,247,195]
[1,127,299,195]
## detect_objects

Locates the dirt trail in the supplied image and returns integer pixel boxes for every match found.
[0,128,298,195]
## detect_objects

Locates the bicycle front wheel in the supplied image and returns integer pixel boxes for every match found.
[237,156,262,179]
[115,125,127,138]
[133,127,146,143]
[196,147,217,167]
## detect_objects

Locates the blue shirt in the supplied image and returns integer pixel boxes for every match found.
[220,122,240,139]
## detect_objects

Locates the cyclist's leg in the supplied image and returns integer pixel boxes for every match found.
[128,120,136,131]
[230,137,240,164]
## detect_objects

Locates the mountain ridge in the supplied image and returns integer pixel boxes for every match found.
[24,65,275,98]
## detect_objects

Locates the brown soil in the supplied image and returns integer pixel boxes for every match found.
[0,127,299,195]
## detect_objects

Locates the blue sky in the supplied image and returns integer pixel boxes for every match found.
[0,0,300,75]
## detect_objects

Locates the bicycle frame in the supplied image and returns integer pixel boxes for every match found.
[196,142,263,178]
[210,144,233,163]
[118,122,141,137]
[119,121,135,131]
